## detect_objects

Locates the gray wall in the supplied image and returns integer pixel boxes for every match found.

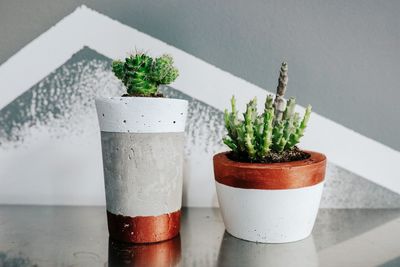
[1,0,399,150]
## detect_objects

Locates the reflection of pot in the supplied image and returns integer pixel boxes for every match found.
[217,232,318,267]
[108,236,182,267]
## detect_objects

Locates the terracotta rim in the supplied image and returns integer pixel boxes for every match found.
[213,151,326,190]
[107,210,181,243]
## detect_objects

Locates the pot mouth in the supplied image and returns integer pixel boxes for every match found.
[214,150,326,169]
[213,150,327,190]
[95,96,188,104]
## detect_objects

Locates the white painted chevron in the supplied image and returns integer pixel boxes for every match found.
[0,5,399,199]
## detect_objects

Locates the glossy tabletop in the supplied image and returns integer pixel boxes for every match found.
[0,206,400,267]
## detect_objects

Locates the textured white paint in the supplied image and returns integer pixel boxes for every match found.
[0,5,399,206]
[183,145,219,207]
[95,97,187,133]
[216,182,324,243]
[0,125,105,205]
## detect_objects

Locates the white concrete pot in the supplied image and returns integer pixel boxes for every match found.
[96,97,188,243]
[213,151,326,243]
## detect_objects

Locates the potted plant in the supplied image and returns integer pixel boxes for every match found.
[95,52,188,243]
[213,62,326,243]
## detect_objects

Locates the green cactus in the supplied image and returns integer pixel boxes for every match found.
[286,105,312,149]
[244,98,257,160]
[151,54,179,84]
[259,95,274,157]
[222,62,312,162]
[112,52,179,97]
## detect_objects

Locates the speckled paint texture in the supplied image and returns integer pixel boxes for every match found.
[0,48,124,148]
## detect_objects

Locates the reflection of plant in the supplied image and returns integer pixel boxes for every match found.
[0,251,36,267]
[223,62,312,162]
[112,53,179,97]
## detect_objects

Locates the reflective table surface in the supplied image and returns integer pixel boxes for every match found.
[0,206,400,267]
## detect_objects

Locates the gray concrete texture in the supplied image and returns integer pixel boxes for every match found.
[0,0,399,150]
[101,131,185,216]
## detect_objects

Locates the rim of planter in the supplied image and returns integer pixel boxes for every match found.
[95,96,188,134]
[213,151,326,190]
[96,96,188,102]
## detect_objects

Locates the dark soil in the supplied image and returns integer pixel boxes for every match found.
[228,146,310,163]
[122,92,165,98]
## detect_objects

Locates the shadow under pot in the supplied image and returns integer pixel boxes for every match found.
[96,97,188,243]
[213,151,326,243]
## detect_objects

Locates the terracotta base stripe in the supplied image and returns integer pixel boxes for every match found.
[107,210,181,243]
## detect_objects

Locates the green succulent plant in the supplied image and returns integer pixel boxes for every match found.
[112,53,179,97]
[223,62,312,162]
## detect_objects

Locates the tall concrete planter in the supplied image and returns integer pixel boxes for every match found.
[96,97,188,243]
